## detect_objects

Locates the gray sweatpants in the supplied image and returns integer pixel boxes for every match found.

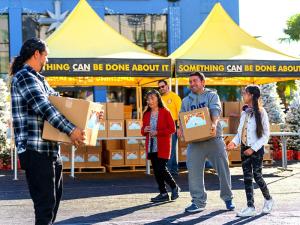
[186,137,233,207]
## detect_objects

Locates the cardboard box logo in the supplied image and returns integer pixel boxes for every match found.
[87,154,100,162]
[61,154,70,162]
[219,117,230,134]
[112,152,123,160]
[98,122,106,131]
[128,121,141,130]
[110,122,122,131]
[127,152,138,160]
[184,112,206,128]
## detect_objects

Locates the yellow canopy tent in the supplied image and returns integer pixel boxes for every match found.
[44,0,171,87]
[169,3,300,86]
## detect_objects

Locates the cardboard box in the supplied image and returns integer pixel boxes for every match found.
[125,149,139,165]
[42,96,103,146]
[104,140,122,150]
[126,120,142,137]
[178,138,188,148]
[124,105,133,119]
[220,101,224,117]
[240,101,245,112]
[74,146,86,167]
[104,149,124,166]
[224,102,241,117]
[223,136,234,145]
[229,116,240,134]
[97,121,107,138]
[122,138,140,151]
[228,148,241,162]
[107,103,124,119]
[85,147,102,167]
[107,120,124,138]
[139,140,146,151]
[178,146,187,162]
[139,149,146,165]
[263,144,272,160]
[100,103,107,119]
[270,124,281,132]
[219,117,230,134]
[60,143,72,168]
[179,107,215,142]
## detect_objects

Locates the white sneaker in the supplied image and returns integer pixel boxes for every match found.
[262,198,274,214]
[237,207,257,217]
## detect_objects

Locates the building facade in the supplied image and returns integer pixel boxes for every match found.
[0,0,239,101]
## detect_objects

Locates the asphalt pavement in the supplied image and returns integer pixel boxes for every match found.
[0,161,299,225]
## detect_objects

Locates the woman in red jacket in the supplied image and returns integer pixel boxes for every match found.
[141,89,180,202]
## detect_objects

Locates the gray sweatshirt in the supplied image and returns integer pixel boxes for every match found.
[180,89,222,137]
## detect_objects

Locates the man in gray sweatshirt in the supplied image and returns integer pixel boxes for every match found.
[178,72,234,213]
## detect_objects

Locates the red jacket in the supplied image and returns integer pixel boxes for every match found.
[141,107,175,159]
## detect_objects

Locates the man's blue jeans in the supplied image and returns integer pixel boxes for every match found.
[167,132,178,175]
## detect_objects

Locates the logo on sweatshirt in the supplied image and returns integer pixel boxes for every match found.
[191,102,206,110]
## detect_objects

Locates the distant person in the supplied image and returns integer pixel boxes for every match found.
[178,72,234,212]
[10,38,86,225]
[227,85,273,217]
[141,89,180,202]
[158,80,182,176]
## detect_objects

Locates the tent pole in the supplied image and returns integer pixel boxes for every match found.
[135,86,139,119]
[169,77,172,91]
[139,86,143,119]
[139,85,150,175]
[136,86,140,119]
[175,78,179,95]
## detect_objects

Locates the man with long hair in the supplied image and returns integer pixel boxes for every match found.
[10,38,85,225]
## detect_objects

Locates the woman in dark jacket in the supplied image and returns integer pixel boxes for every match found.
[141,89,180,202]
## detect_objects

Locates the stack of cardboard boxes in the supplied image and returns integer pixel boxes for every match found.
[44,98,146,170]
[100,102,145,167]
[42,96,104,169]
[103,139,146,166]
[60,143,102,169]
[222,101,243,134]
[103,140,124,166]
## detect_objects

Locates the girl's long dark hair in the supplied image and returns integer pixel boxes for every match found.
[245,85,263,138]
[9,38,47,76]
[144,89,165,113]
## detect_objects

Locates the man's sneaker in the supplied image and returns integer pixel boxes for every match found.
[171,186,181,200]
[185,203,205,213]
[262,198,274,214]
[225,200,235,211]
[236,207,257,217]
[150,193,170,203]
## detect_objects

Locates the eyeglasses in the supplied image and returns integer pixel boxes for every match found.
[158,85,166,89]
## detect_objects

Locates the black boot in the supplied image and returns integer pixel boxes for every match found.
[150,193,170,202]
[171,186,181,200]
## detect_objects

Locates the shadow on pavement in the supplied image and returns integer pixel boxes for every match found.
[0,166,286,201]
[144,209,228,225]
[55,201,171,225]
[222,213,266,225]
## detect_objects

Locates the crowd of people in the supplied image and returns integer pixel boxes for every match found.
[10,38,273,224]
